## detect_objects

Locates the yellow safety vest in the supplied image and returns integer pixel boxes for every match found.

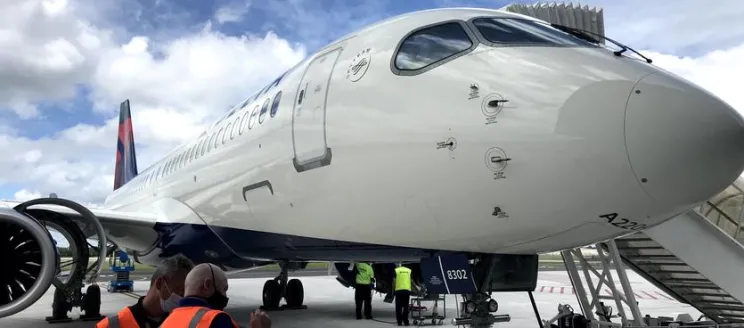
[394,266,412,291]
[355,263,374,284]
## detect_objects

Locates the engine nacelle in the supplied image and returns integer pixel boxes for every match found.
[0,207,58,318]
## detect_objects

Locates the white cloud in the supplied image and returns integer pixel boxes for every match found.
[0,0,111,118]
[14,189,42,201]
[642,44,744,114]
[214,1,251,24]
[584,0,744,56]
[0,0,306,204]
[90,24,305,121]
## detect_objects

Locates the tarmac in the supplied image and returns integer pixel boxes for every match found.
[2,270,700,328]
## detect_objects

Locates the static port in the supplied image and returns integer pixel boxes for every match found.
[491,156,511,164]
[485,147,509,172]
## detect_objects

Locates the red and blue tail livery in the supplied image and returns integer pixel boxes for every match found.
[113,99,139,191]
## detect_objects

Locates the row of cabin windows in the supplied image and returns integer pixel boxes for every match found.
[216,62,297,127]
[127,90,283,192]
[393,17,597,72]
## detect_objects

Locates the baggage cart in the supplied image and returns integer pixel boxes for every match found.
[410,293,446,326]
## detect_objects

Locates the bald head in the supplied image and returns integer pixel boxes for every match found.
[185,263,228,299]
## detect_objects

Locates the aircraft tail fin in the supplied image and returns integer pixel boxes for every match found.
[113,99,139,191]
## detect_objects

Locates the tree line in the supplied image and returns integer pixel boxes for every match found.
[58,247,103,257]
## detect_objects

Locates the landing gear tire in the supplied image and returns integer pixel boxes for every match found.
[80,285,103,321]
[262,280,281,309]
[46,288,73,323]
[285,279,304,308]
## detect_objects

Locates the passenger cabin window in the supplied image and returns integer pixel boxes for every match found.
[394,22,473,71]
[248,105,259,130]
[214,129,221,148]
[203,136,210,153]
[259,98,270,124]
[239,111,249,135]
[223,123,231,144]
[270,91,282,118]
[231,116,240,139]
[472,17,597,47]
[201,137,209,156]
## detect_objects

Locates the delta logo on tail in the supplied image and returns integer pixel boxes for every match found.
[113,99,139,191]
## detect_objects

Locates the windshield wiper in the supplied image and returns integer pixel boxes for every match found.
[550,23,653,64]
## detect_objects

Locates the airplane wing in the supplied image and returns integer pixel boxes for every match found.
[0,199,159,252]
[0,199,155,224]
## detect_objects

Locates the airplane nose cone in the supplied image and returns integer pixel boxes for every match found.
[625,72,744,209]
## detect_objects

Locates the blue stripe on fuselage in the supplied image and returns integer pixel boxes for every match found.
[137,222,435,269]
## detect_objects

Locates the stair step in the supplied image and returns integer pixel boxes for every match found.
[616,245,666,250]
[699,304,744,311]
[633,261,689,266]
[664,284,720,290]
[680,291,736,298]
[624,254,679,260]
[691,299,743,306]
[645,270,700,274]
[719,314,744,319]
[657,277,714,283]
[616,236,654,242]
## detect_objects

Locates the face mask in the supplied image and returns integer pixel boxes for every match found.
[207,264,230,310]
[160,281,182,313]
[207,290,229,310]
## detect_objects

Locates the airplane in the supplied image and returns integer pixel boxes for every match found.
[2,6,744,327]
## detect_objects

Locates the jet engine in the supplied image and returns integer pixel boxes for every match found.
[0,197,108,321]
[0,207,58,318]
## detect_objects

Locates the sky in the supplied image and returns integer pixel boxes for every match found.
[2,0,744,206]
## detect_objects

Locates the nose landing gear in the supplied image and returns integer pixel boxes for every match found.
[261,261,308,311]
[454,292,511,327]
[449,254,539,328]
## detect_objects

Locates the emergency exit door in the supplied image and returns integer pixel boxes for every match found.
[292,47,342,173]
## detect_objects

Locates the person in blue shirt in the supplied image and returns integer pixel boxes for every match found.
[160,263,271,328]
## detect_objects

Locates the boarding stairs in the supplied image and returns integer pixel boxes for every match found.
[560,199,744,327]
[613,202,744,324]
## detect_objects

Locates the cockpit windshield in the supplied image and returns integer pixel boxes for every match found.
[471,17,653,63]
[472,17,599,47]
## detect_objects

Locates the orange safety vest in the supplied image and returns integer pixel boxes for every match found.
[160,306,239,328]
[96,307,140,328]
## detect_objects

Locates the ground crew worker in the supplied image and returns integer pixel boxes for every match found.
[96,254,195,328]
[354,261,375,320]
[160,263,271,328]
[393,263,412,326]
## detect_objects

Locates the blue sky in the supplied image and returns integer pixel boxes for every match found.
[0,0,744,205]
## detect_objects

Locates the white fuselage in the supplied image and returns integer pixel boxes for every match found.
[99,8,744,261]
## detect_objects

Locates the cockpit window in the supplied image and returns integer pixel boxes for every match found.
[472,17,597,47]
[394,22,473,71]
